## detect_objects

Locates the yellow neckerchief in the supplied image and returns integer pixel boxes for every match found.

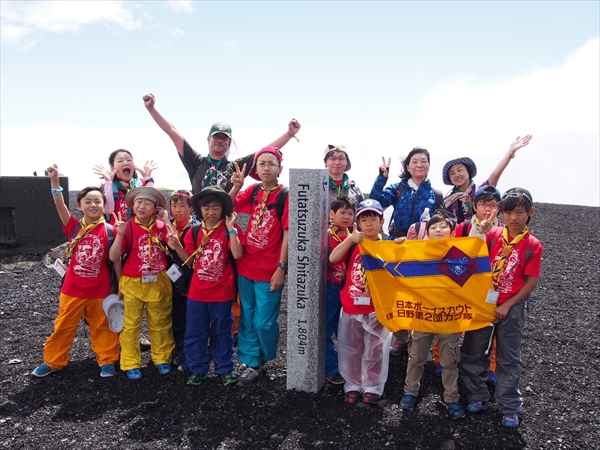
[63,216,105,261]
[135,216,170,263]
[328,225,350,245]
[491,225,529,288]
[360,234,382,293]
[175,217,192,240]
[252,184,279,233]
[183,220,223,268]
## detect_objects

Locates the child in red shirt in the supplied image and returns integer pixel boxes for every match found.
[32,164,119,378]
[110,187,174,379]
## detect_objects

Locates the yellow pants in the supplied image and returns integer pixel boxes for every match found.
[119,272,174,371]
[43,294,119,370]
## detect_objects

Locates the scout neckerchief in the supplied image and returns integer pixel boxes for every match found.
[202,156,224,188]
[468,215,499,237]
[360,234,382,293]
[328,225,350,244]
[183,220,223,268]
[329,174,349,196]
[175,217,192,240]
[135,216,170,264]
[252,184,279,233]
[63,216,105,262]
[491,225,529,288]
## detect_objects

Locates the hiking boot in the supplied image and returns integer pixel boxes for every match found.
[344,390,361,405]
[446,402,465,420]
[326,373,345,385]
[502,413,520,428]
[126,368,143,380]
[220,371,238,386]
[32,363,55,378]
[237,366,263,386]
[400,393,417,411]
[156,363,172,375]
[487,371,497,385]
[390,342,407,356]
[100,364,115,378]
[435,364,443,375]
[363,392,380,405]
[187,373,209,386]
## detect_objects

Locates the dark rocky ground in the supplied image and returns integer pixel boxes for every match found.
[0,202,598,449]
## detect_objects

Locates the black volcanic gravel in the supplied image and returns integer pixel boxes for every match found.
[0,202,598,449]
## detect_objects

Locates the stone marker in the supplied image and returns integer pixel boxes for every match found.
[287,169,330,392]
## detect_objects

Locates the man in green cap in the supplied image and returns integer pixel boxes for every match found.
[143,93,301,194]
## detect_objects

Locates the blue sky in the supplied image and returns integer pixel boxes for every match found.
[1,1,599,206]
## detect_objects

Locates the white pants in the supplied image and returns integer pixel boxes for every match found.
[337,311,392,395]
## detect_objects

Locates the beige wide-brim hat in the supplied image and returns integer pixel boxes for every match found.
[102,294,125,333]
[324,144,351,172]
[125,186,167,210]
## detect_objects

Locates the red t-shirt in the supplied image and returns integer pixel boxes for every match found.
[183,222,244,302]
[327,231,349,285]
[121,220,169,277]
[61,216,111,298]
[487,227,543,305]
[340,245,375,315]
[235,184,289,282]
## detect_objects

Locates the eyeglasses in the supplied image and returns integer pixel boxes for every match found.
[477,202,499,210]
[212,133,230,141]
[327,156,347,162]
[256,162,280,169]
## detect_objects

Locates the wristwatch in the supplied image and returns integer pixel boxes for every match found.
[278,262,288,272]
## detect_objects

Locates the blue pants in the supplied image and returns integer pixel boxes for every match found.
[184,298,234,376]
[172,289,187,357]
[237,275,283,368]
[325,283,342,376]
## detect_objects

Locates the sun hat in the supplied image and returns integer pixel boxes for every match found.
[125,186,167,210]
[324,144,352,172]
[190,186,233,219]
[356,199,384,217]
[102,294,125,333]
[474,185,501,204]
[249,146,283,180]
[209,122,232,138]
[442,157,478,186]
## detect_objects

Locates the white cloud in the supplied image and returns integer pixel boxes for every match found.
[164,1,194,14]
[168,27,184,38]
[0,1,141,48]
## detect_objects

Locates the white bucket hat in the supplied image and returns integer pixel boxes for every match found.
[102,294,125,333]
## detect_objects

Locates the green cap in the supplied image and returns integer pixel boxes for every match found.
[209,122,232,138]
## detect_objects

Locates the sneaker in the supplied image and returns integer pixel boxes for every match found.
[100,364,115,378]
[390,342,407,356]
[32,363,55,378]
[172,355,184,366]
[139,337,151,352]
[446,402,465,420]
[400,393,417,411]
[435,364,443,375]
[502,413,520,428]
[156,363,172,375]
[187,373,209,386]
[237,366,263,386]
[126,368,143,380]
[344,390,361,405]
[220,371,238,386]
[325,373,345,385]
[467,400,484,413]
[363,392,380,405]
[487,371,497,385]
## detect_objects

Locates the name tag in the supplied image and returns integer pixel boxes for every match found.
[142,270,158,283]
[485,289,499,304]
[353,294,371,306]
[53,258,68,278]
[166,264,183,282]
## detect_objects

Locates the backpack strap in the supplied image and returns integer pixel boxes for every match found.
[122,221,134,264]
[461,221,471,237]
[392,184,405,208]
[433,188,443,212]
[341,243,358,287]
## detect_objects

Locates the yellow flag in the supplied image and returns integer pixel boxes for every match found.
[360,237,496,334]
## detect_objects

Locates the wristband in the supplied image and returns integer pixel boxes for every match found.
[228,229,238,235]
[506,152,515,159]
[51,187,64,195]
[144,177,155,184]
[278,262,288,272]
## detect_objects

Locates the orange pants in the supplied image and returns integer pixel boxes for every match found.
[43,293,119,370]
[433,335,497,372]
[232,294,240,335]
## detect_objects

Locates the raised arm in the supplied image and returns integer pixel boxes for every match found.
[368,156,395,209]
[47,164,71,226]
[488,135,533,187]
[143,93,185,156]
[267,118,301,150]
[93,164,116,214]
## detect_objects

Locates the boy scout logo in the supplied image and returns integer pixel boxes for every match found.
[436,247,480,287]
[217,123,227,131]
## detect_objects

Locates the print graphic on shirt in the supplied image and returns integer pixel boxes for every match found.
[348,258,365,298]
[492,249,520,293]
[201,169,228,189]
[72,234,104,278]
[195,239,224,282]
[137,234,166,272]
[333,262,346,285]
[117,200,128,220]
[247,205,274,249]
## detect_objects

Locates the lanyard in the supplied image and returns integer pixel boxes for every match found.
[202,156,224,188]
